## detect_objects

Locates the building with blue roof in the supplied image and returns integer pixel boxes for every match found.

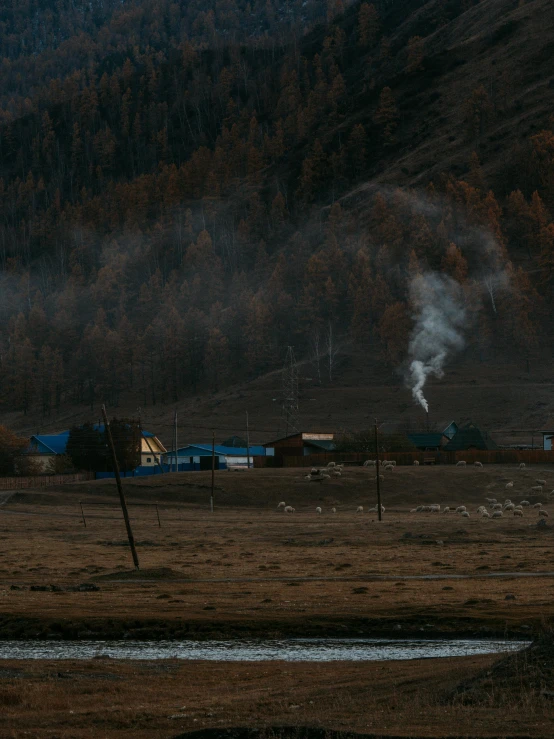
[162,443,273,471]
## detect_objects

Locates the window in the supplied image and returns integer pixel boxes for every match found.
[146,457,152,463]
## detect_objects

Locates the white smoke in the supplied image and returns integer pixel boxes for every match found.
[407,273,466,412]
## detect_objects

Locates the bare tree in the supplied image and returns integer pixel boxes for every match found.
[326,322,339,382]
[483,275,498,313]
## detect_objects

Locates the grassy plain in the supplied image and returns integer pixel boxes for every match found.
[1,465,554,737]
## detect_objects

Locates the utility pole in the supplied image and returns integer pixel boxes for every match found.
[211,430,215,512]
[374,418,382,522]
[101,405,140,569]
[173,409,178,472]
[246,411,251,470]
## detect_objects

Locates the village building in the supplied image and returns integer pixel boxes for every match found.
[542,430,554,451]
[162,443,272,471]
[262,432,336,458]
[443,422,498,451]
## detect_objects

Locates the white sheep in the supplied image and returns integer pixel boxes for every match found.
[416,505,424,512]
[316,507,322,514]
[539,509,549,518]
[533,502,543,509]
[492,510,503,518]
[531,486,543,493]
[284,506,295,513]
[520,500,530,507]
[504,499,512,505]
[410,508,418,513]
[504,503,515,511]
[363,460,376,466]
[413,460,420,466]
[429,504,441,513]
[368,504,385,513]
[461,511,470,518]
[493,503,503,510]
[477,506,486,513]
[456,461,467,467]
[485,497,497,504]
[482,512,490,518]
[505,482,513,489]
[536,479,547,486]
[474,461,483,467]
[356,506,364,513]
[514,504,523,511]
[327,461,336,468]
[331,470,342,477]
[331,507,337,514]
[514,509,523,517]
[443,506,450,513]
[456,505,466,513]
[277,501,286,508]
[519,462,526,469]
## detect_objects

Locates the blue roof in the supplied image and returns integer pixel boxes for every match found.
[168,444,268,456]
[27,426,156,455]
[407,433,446,448]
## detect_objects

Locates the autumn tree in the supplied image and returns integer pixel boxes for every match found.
[374,87,399,145]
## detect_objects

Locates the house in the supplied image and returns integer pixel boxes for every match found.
[542,430,554,451]
[406,432,449,451]
[263,432,336,457]
[25,426,166,471]
[443,422,498,451]
[162,443,272,470]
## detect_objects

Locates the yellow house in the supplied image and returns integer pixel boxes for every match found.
[141,432,167,466]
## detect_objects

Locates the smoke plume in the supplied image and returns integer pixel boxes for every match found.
[407,273,466,413]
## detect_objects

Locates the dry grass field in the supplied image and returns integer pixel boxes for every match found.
[1,465,554,737]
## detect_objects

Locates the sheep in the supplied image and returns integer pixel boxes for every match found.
[485,497,497,504]
[416,505,424,512]
[331,507,337,514]
[389,461,397,467]
[327,461,336,468]
[492,510,503,518]
[493,503,503,510]
[514,505,523,511]
[316,507,322,514]
[519,462,526,469]
[474,461,483,467]
[368,504,385,513]
[277,501,286,509]
[456,461,467,467]
[363,460,377,467]
[520,500,530,507]
[539,509,549,518]
[455,505,466,513]
[533,502,543,509]
[410,508,418,513]
[356,506,364,513]
[505,482,514,489]
[482,512,491,519]
[331,470,342,478]
[383,464,394,471]
[413,460,420,466]
[531,486,543,493]
[443,506,450,513]
[504,503,515,511]
[461,511,470,518]
[429,504,441,513]
[536,479,547,486]
[504,499,512,505]
[477,505,486,513]
[284,506,295,513]
[514,509,524,517]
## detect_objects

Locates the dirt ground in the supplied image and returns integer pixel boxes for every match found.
[1,465,554,737]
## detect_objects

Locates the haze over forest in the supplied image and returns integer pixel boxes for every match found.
[0,0,553,442]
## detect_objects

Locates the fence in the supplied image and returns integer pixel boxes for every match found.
[258,449,554,467]
[0,472,94,490]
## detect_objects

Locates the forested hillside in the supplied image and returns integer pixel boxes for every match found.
[0,0,553,433]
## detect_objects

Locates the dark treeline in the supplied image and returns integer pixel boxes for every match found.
[0,0,553,417]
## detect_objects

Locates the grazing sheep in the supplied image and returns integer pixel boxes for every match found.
[384,464,394,471]
[474,461,483,467]
[356,506,364,513]
[416,505,424,512]
[492,510,503,518]
[331,507,337,514]
[456,461,467,467]
[331,470,342,477]
[363,460,377,467]
[410,508,418,513]
[413,460,420,466]
[504,503,515,511]
[462,511,470,518]
[504,499,512,505]
[284,506,295,513]
[539,509,549,518]
[519,462,526,469]
[482,512,491,519]
[485,497,497,504]
[327,461,336,468]
[443,507,450,513]
[477,506,486,513]
[515,505,523,511]
[531,486,543,493]
[533,502,543,509]
[505,482,513,489]
[316,507,322,514]
[520,500,530,507]
[456,506,466,513]
[277,501,286,508]
[536,479,547,486]
[429,504,441,513]
[493,503,503,510]
[514,509,524,517]
[368,504,385,513]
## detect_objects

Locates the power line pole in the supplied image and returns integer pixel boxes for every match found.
[281,346,300,436]
[173,409,178,472]
[246,411,251,470]
[211,430,215,512]
[101,405,140,569]
[374,418,382,522]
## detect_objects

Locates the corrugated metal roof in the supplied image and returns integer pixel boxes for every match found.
[444,424,498,451]
[27,426,157,456]
[407,433,446,448]
[171,444,268,456]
